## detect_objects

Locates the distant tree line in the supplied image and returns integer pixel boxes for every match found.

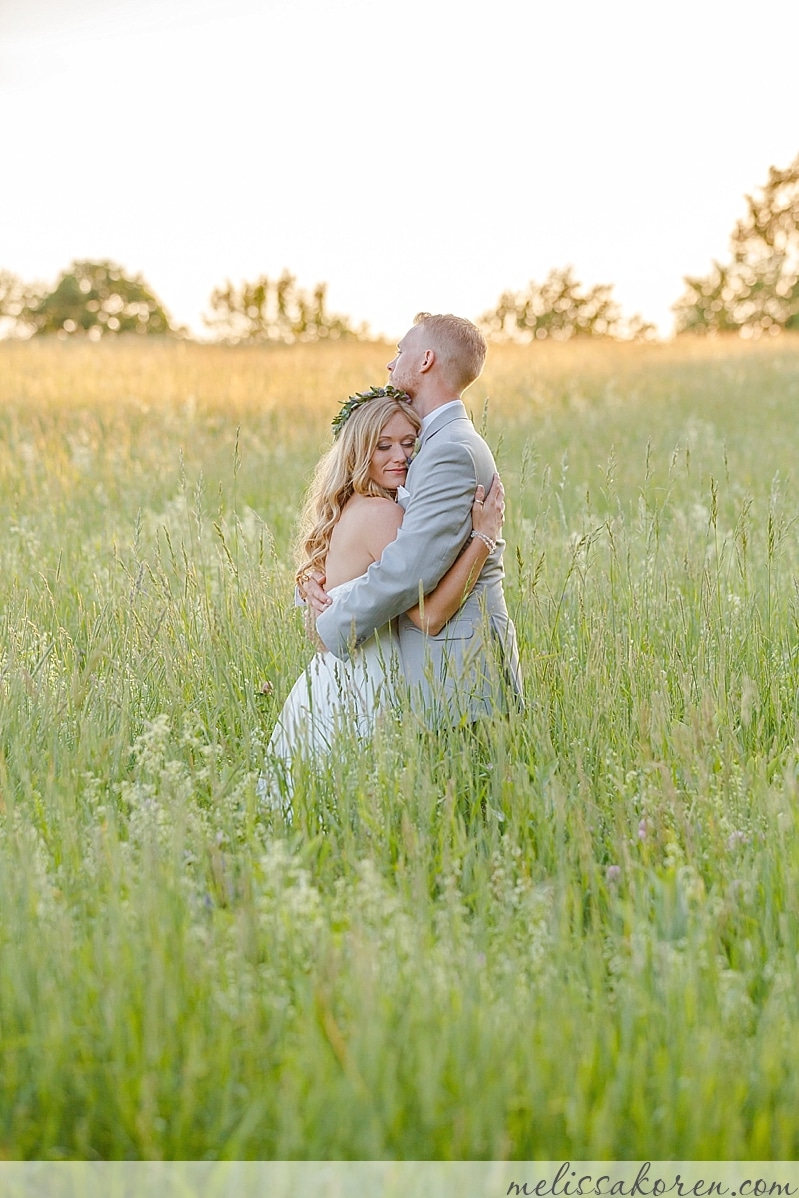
[204,272,363,343]
[478,267,654,343]
[0,260,175,340]
[673,152,799,336]
[0,262,360,344]
[2,153,797,344]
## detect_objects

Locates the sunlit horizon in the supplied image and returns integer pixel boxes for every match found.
[2,0,798,341]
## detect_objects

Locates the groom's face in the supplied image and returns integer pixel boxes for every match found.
[386,326,428,400]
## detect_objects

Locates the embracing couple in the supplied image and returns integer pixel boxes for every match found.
[263,312,523,798]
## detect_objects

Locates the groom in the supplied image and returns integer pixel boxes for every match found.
[310,311,523,725]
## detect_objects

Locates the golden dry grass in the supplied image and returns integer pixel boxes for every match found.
[1,332,799,1159]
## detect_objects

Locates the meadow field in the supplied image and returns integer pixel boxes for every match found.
[0,334,798,1160]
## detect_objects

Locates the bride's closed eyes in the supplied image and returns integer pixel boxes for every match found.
[376,437,416,452]
[367,411,420,488]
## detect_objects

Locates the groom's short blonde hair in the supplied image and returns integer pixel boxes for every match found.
[413,312,487,393]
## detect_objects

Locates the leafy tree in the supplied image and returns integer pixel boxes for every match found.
[205,271,361,343]
[0,270,35,337]
[674,153,799,336]
[480,267,652,342]
[21,260,177,338]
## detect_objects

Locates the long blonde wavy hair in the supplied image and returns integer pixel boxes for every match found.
[295,394,421,587]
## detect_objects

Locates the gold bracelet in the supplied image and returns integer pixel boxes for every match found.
[471,530,496,552]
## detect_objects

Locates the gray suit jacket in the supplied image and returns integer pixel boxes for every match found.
[315,401,523,725]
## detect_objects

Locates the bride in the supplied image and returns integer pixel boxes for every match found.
[261,386,504,801]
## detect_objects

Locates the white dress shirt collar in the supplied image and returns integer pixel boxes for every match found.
[421,399,463,436]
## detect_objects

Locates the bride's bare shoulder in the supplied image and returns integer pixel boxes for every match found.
[340,494,400,522]
[326,495,404,584]
[338,494,403,544]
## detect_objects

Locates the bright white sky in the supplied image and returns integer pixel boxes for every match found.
[1,0,797,339]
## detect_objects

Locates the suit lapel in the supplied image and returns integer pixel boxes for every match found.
[418,400,468,449]
[405,401,468,490]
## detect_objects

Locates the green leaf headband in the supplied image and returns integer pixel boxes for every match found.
[331,384,411,439]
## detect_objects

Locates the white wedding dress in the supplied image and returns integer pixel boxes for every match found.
[258,578,399,811]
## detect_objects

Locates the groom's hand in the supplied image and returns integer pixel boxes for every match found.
[302,570,332,619]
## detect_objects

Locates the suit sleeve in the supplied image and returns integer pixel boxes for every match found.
[316,436,477,658]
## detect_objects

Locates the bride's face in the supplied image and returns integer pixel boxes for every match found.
[368,411,418,489]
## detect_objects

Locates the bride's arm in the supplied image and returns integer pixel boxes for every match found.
[405,474,504,636]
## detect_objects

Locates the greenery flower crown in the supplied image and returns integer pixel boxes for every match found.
[331,384,411,439]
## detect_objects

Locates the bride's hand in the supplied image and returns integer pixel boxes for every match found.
[471,472,505,543]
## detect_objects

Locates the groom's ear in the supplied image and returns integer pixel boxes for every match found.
[419,348,435,373]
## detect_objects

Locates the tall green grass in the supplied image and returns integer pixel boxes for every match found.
[0,336,798,1158]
